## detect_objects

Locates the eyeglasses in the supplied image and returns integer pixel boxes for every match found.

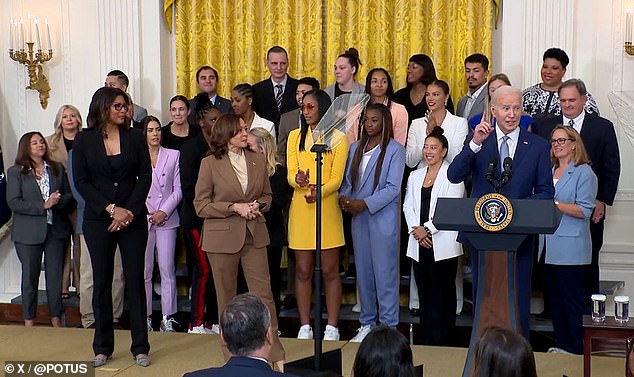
[550,137,574,146]
[112,103,129,111]
[300,103,316,111]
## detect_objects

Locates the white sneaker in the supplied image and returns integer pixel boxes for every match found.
[324,325,340,341]
[146,317,153,332]
[160,316,178,332]
[188,324,208,334]
[350,325,373,343]
[297,324,313,339]
[352,303,361,313]
[208,324,220,334]
[547,347,572,354]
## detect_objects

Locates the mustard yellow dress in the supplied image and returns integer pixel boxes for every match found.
[287,127,348,250]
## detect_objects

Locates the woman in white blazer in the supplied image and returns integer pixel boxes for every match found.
[403,127,465,346]
[405,80,468,169]
[142,116,182,333]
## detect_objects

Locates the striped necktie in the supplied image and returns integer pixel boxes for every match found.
[275,84,283,111]
[499,135,510,172]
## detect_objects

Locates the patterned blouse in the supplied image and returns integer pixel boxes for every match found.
[522,83,599,119]
[34,162,52,224]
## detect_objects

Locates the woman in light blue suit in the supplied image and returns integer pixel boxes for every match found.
[339,103,405,342]
[403,127,465,346]
[545,125,597,354]
[142,116,182,333]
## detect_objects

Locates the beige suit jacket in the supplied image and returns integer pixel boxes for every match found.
[46,134,69,169]
[194,149,272,254]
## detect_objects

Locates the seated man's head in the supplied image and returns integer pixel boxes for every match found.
[220,293,271,357]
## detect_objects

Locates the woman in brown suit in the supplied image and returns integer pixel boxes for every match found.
[194,114,285,369]
[46,104,82,299]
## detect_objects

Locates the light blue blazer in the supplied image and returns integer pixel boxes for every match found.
[545,162,597,265]
[340,139,405,242]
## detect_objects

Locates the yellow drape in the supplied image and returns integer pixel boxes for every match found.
[170,0,494,102]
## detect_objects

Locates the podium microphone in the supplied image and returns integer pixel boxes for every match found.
[500,157,513,189]
[485,157,498,186]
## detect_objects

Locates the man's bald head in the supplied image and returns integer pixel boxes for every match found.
[491,85,521,106]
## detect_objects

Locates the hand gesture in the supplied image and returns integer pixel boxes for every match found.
[44,191,61,209]
[149,210,167,226]
[472,121,494,146]
[295,168,310,187]
[304,184,317,204]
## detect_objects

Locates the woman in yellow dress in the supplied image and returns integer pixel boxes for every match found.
[287,89,348,341]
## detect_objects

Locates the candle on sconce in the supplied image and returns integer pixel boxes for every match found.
[45,19,51,51]
[625,8,634,43]
[19,18,24,49]
[9,18,13,50]
[34,18,41,50]
[27,14,32,43]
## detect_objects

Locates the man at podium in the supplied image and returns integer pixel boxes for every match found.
[447,86,554,337]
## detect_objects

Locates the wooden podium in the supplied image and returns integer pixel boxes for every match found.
[433,197,560,377]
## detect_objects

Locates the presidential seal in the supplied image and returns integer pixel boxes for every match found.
[474,193,513,231]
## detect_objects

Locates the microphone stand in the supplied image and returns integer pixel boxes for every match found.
[310,143,328,371]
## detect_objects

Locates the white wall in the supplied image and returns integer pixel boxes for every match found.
[0,0,174,301]
[494,0,634,313]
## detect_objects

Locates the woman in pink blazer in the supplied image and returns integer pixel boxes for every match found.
[142,116,182,332]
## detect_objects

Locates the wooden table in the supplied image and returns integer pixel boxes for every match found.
[583,314,634,377]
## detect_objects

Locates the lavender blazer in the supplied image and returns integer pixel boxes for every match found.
[146,147,182,229]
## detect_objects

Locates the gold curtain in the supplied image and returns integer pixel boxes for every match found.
[170,0,494,101]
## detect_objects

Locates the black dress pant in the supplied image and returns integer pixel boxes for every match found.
[585,220,604,302]
[15,226,66,320]
[544,264,586,354]
[84,217,149,357]
[413,248,458,346]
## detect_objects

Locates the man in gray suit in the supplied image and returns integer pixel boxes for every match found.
[276,77,320,166]
[456,53,489,121]
[105,69,148,123]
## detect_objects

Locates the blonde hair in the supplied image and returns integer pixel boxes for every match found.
[50,105,83,152]
[249,128,277,177]
[550,125,591,168]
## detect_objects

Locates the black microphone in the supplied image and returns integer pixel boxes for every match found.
[500,157,513,188]
[485,157,498,186]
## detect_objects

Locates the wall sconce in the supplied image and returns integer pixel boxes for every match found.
[626,8,634,55]
[8,15,53,109]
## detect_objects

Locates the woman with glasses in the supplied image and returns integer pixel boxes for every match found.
[393,54,455,124]
[287,90,347,341]
[545,125,597,354]
[72,87,152,367]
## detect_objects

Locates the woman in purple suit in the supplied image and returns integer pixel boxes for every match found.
[142,116,182,332]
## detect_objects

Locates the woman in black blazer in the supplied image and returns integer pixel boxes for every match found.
[6,131,73,327]
[72,87,152,367]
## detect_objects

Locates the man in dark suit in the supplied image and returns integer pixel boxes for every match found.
[532,78,621,301]
[188,66,232,124]
[252,46,299,138]
[183,293,297,377]
[448,85,554,338]
[456,53,489,121]
[276,77,320,166]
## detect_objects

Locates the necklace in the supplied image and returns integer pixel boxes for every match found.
[425,168,439,185]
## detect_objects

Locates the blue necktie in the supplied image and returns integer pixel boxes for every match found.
[499,135,510,172]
